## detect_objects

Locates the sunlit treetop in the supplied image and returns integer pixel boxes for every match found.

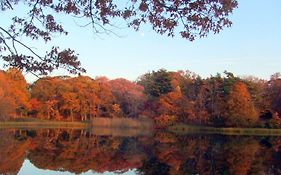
[0,0,238,76]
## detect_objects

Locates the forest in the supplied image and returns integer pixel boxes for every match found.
[0,68,281,128]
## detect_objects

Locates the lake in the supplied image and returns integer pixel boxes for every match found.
[1,128,281,175]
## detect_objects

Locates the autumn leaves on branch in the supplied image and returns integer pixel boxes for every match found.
[0,0,238,76]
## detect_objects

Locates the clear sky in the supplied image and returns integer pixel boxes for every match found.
[1,0,281,82]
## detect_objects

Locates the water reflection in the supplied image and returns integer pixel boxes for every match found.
[18,159,137,175]
[1,128,281,175]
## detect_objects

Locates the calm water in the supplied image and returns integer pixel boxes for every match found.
[1,128,281,175]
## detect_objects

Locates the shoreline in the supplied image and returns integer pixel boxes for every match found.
[0,120,154,136]
[0,121,90,129]
[168,124,281,136]
[2,121,281,136]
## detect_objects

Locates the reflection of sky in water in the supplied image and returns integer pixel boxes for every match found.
[18,159,137,175]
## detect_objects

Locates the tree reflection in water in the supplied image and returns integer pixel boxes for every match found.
[1,129,281,175]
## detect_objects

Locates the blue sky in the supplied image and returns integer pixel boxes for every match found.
[1,0,281,82]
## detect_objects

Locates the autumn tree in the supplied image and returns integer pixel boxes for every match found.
[95,77,118,117]
[110,78,146,118]
[0,0,238,75]
[171,71,210,124]
[0,68,30,120]
[242,76,268,114]
[147,70,208,126]
[157,84,197,126]
[156,90,185,127]
[67,76,100,120]
[30,77,63,120]
[58,79,81,121]
[197,72,243,126]
[0,70,16,119]
[224,81,258,127]
[30,75,121,120]
[6,68,30,117]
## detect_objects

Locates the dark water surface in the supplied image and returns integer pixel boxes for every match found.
[1,128,281,175]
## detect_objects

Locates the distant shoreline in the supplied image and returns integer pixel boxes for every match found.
[169,124,281,136]
[0,117,154,130]
[2,121,281,136]
[0,121,89,129]
[0,120,154,136]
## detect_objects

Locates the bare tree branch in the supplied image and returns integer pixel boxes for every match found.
[5,0,13,10]
[0,26,44,61]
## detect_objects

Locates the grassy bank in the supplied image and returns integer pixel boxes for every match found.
[0,119,89,129]
[169,124,281,136]
[91,117,154,129]
[0,117,154,130]
[91,127,153,137]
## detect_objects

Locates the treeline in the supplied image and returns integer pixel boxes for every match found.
[0,68,145,121]
[0,68,281,128]
[138,70,281,127]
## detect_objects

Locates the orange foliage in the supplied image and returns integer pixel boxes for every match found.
[155,114,178,128]
[0,69,30,120]
[225,82,258,127]
[30,76,120,121]
[0,68,280,128]
[110,78,146,117]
